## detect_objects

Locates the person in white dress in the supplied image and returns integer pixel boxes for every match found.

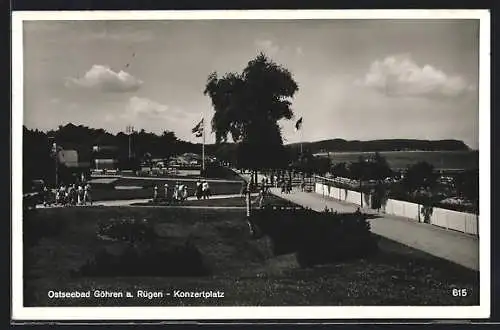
[202,181,210,199]
[77,185,83,205]
[58,184,66,205]
[173,182,180,202]
[181,185,188,201]
[153,185,158,202]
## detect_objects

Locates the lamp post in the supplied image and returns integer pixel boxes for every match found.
[48,136,58,186]
[126,125,134,159]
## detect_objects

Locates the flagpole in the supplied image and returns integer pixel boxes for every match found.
[300,128,303,156]
[202,116,205,175]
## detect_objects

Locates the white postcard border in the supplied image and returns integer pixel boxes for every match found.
[11,9,491,321]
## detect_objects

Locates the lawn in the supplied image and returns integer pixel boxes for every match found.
[89,177,244,202]
[24,204,479,306]
[131,194,299,208]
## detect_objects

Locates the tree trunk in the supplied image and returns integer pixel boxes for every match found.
[360,179,363,208]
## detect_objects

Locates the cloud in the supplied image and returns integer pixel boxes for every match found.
[357,54,475,98]
[295,46,304,57]
[64,65,143,93]
[121,96,192,121]
[254,39,280,56]
[119,96,203,139]
[123,96,169,119]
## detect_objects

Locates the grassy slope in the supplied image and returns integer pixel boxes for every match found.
[24,204,478,307]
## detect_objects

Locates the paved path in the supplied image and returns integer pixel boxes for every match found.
[37,193,258,208]
[270,188,479,271]
[119,205,247,210]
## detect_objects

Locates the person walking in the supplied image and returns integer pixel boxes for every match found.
[66,185,72,206]
[84,183,92,205]
[64,184,70,205]
[240,180,248,198]
[69,184,77,205]
[202,181,210,199]
[163,183,172,203]
[42,185,49,207]
[59,183,66,205]
[55,186,60,205]
[260,178,266,195]
[257,180,267,208]
[153,185,158,202]
[196,180,203,200]
[181,185,188,202]
[77,184,84,205]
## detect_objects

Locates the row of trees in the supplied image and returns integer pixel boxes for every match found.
[23,124,206,188]
[41,123,201,160]
[329,155,479,210]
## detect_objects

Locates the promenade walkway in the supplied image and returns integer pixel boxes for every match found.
[270,188,479,271]
[36,193,258,208]
[106,175,243,184]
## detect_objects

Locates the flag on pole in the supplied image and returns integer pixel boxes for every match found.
[192,116,206,173]
[192,118,204,137]
[295,117,303,131]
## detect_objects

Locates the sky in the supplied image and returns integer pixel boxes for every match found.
[23,18,480,149]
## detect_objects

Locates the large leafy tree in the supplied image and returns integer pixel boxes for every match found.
[455,168,479,211]
[348,153,393,207]
[371,152,393,181]
[402,161,439,196]
[290,149,329,176]
[204,53,299,183]
[331,162,350,178]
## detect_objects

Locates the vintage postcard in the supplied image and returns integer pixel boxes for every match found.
[11,9,490,321]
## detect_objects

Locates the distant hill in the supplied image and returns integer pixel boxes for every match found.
[286,139,470,153]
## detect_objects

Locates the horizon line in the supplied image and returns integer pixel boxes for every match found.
[23,124,474,150]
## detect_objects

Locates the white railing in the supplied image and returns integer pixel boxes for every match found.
[313,177,478,236]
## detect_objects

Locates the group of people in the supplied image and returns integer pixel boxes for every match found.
[152,180,211,203]
[54,182,92,206]
[239,175,306,197]
[238,178,271,208]
[196,180,211,200]
[279,178,293,194]
[153,182,188,203]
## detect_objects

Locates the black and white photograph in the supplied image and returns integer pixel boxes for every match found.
[12,10,490,320]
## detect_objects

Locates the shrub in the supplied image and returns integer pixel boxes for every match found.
[78,239,209,277]
[23,208,67,247]
[78,218,210,277]
[250,206,379,268]
[97,218,156,242]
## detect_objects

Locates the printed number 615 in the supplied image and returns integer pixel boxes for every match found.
[452,288,468,297]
